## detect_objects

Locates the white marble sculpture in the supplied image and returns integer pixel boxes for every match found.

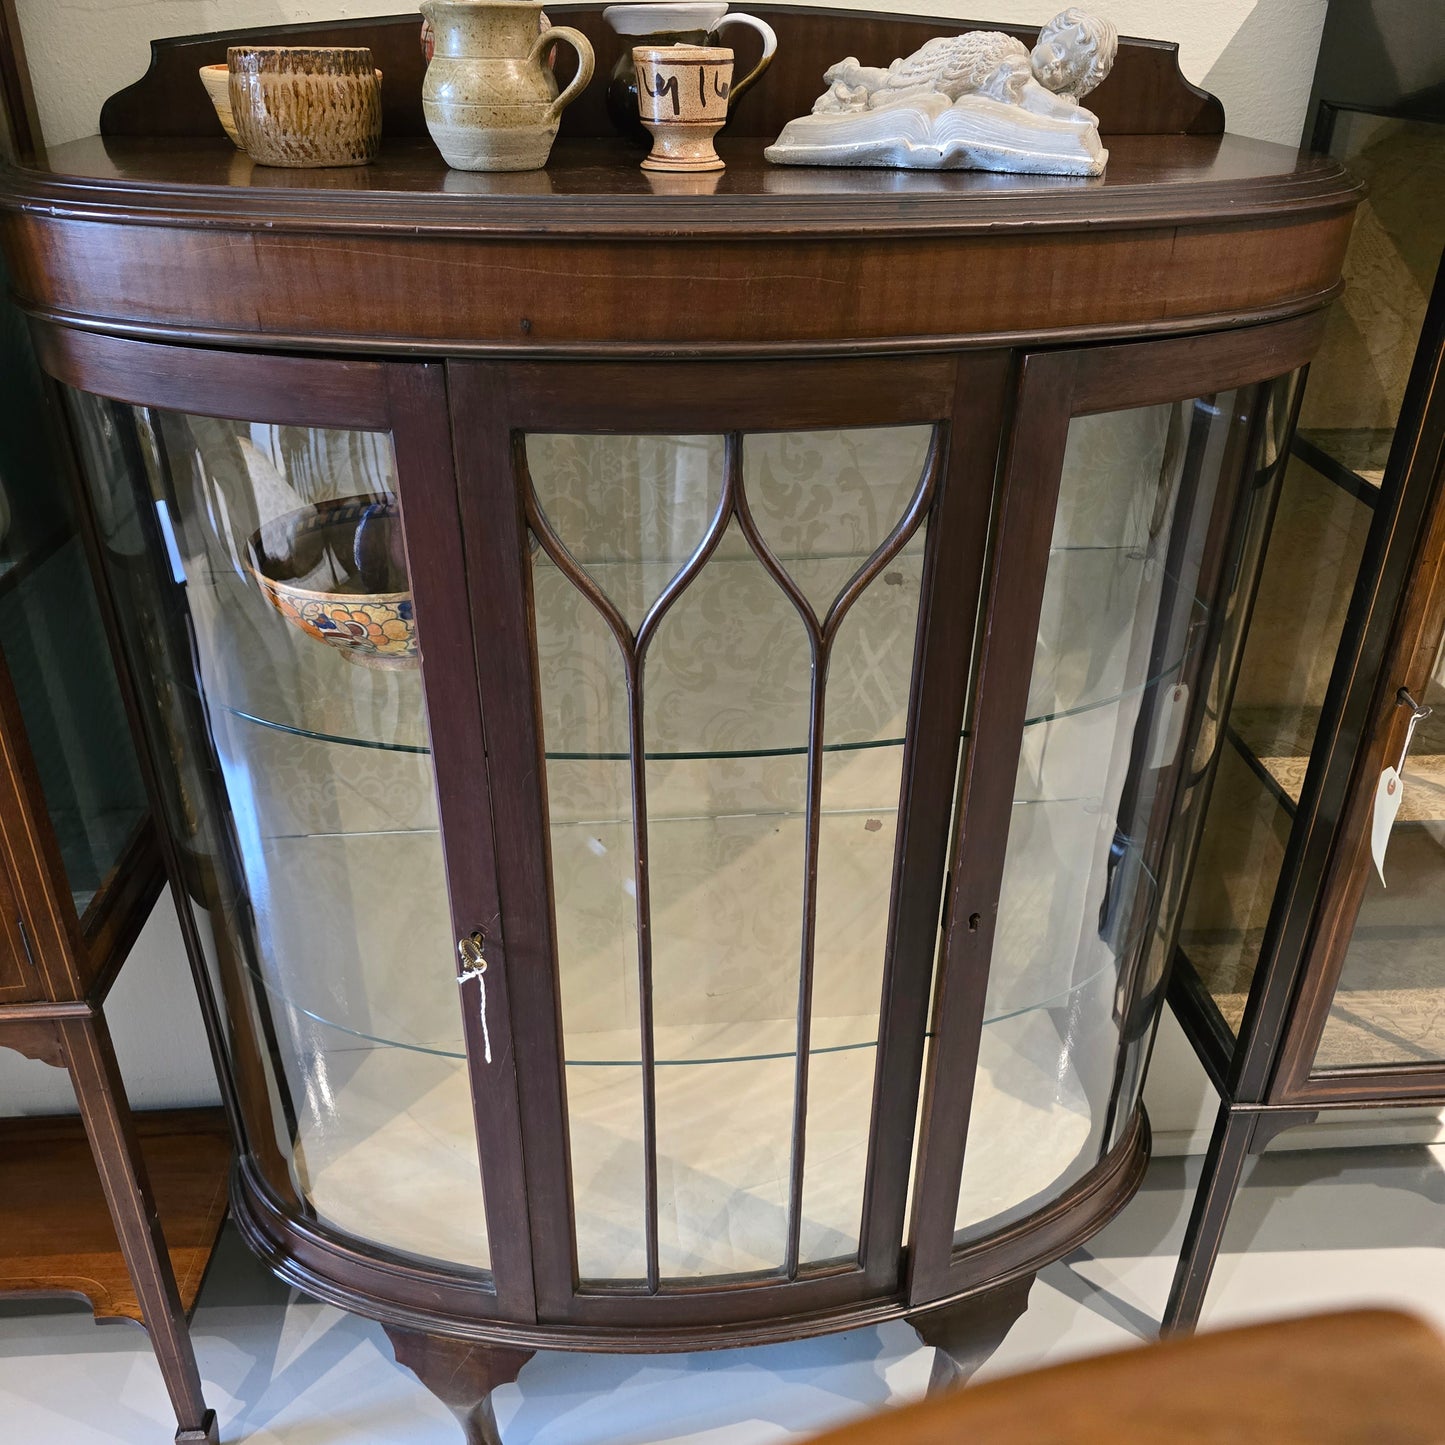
[764,8,1119,176]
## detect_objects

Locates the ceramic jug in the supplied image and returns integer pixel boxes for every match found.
[421,0,594,172]
[603,3,775,144]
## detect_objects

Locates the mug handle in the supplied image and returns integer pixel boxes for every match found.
[532,26,596,122]
[709,12,777,108]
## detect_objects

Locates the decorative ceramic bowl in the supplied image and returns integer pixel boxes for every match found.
[198,64,244,147]
[228,46,383,168]
[247,497,418,670]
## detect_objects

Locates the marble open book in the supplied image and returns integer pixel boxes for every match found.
[766,8,1119,175]
[765,90,1108,174]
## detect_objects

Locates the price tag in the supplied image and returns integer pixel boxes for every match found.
[1149,684,1189,769]
[1371,689,1433,886]
[1371,766,1404,886]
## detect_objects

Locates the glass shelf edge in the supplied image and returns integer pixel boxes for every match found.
[207,646,1195,763]
[246,954,1120,1064]
[1293,431,1384,508]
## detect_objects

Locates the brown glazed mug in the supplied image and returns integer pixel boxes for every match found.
[228,46,383,168]
[632,44,733,173]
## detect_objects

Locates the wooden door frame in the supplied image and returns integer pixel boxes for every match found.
[26,322,536,1321]
[448,353,1007,1329]
[0,0,41,163]
[906,309,1329,1306]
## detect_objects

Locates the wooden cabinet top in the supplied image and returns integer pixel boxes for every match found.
[0,6,1362,356]
[2,132,1356,239]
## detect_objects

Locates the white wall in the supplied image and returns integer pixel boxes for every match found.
[0,902,221,1113]
[17,1,1328,148]
[2,1,1326,1129]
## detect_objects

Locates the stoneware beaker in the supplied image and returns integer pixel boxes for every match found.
[605,3,774,143]
[633,43,733,173]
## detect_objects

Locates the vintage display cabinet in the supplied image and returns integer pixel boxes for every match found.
[1165,79,1445,1328]
[0,7,1359,1439]
[0,10,229,1444]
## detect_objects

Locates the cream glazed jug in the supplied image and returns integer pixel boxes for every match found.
[421,0,594,171]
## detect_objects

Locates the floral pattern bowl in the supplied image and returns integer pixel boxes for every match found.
[247,496,418,670]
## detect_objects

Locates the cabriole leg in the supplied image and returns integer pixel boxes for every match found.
[910,1273,1036,1393]
[385,1326,535,1445]
[55,1013,219,1445]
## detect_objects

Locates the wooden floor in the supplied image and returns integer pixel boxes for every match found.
[0,1107,230,1323]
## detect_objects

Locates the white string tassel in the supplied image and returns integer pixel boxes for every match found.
[478,970,492,1064]
[457,941,492,1064]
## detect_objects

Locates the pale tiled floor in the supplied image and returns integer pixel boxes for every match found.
[5,1143,1445,1444]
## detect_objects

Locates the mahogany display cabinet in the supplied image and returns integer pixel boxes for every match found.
[0,7,1361,1439]
[0,11,229,1441]
[1165,95,1445,1329]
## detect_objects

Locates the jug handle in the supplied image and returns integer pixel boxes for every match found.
[531,26,595,122]
[710,13,777,108]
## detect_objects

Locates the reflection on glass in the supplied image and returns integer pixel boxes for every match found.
[1296,110,1445,469]
[527,426,934,1280]
[65,393,487,1271]
[957,391,1255,1240]
[0,273,147,915]
[1114,374,1301,1115]
[1179,452,1373,1029]
[1317,633,1445,1068]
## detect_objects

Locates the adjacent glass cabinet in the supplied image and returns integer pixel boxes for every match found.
[0,5,1361,1438]
[0,263,230,1445]
[1163,94,1445,1332]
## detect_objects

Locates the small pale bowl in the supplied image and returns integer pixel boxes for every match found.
[228,46,383,169]
[247,497,418,670]
[199,64,244,147]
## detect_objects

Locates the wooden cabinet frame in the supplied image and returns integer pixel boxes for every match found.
[0,12,1366,1425]
[450,354,1005,1328]
[907,312,1327,1306]
[36,310,1331,1354]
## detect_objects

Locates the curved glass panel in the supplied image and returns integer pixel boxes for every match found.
[956,389,1256,1240]
[527,425,935,1281]
[65,392,489,1274]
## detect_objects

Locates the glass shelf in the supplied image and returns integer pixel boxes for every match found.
[238,796,1131,1065]
[1294,428,1390,506]
[205,663,1193,761]
[1222,704,1322,819]
[1226,704,1445,828]
[203,589,1202,766]
[180,534,1205,761]
[250,951,1122,1067]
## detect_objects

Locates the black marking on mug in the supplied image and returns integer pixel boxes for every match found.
[645,71,681,116]
[713,68,731,100]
